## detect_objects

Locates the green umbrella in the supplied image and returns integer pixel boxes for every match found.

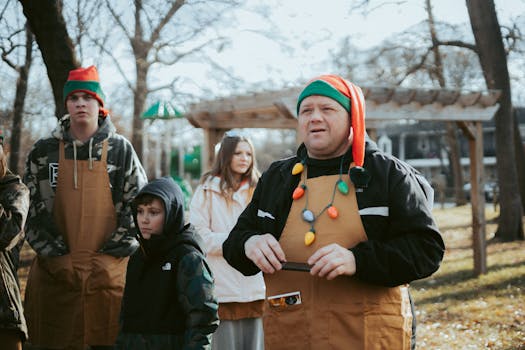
[141,101,183,120]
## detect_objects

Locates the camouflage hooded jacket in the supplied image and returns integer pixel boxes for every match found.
[23,115,147,257]
[0,171,29,339]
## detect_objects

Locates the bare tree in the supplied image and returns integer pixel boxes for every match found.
[514,108,525,210]
[1,1,34,174]
[466,0,524,241]
[18,0,79,117]
[64,0,105,64]
[3,27,33,174]
[345,0,524,241]
[95,0,239,160]
[333,5,476,206]
[424,0,466,205]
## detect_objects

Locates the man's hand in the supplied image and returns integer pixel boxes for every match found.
[244,234,286,274]
[307,243,356,280]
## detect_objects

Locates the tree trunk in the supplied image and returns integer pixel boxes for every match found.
[131,58,147,161]
[513,108,525,213]
[446,123,467,205]
[18,0,78,118]
[466,0,523,241]
[425,0,466,205]
[9,23,33,175]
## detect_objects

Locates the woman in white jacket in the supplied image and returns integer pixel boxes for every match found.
[189,132,265,350]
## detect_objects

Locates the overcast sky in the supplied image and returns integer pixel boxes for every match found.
[195,1,522,84]
[9,0,523,131]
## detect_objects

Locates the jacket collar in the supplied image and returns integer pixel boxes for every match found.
[202,176,250,193]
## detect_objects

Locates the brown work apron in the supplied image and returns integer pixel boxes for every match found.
[264,173,412,350]
[25,140,128,349]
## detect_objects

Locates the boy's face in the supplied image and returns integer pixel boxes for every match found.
[66,91,100,128]
[136,198,165,239]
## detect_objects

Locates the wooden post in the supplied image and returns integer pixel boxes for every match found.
[161,120,171,177]
[469,121,487,275]
[143,121,150,178]
[202,128,225,172]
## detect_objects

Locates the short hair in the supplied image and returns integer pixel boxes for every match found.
[133,193,161,208]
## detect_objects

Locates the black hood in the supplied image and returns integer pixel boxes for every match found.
[132,176,195,258]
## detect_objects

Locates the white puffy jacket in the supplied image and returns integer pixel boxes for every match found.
[189,176,265,303]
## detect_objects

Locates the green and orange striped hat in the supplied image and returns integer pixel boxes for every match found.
[296,74,366,168]
[63,65,107,112]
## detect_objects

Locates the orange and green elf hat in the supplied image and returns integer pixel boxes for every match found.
[296,74,366,169]
[63,65,106,108]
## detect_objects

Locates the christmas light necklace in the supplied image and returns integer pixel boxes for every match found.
[291,156,349,246]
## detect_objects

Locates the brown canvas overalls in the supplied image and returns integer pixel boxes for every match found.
[25,141,128,349]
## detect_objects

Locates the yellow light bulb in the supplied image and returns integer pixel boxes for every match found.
[304,231,316,246]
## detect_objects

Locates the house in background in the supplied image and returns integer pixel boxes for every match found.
[373,106,525,199]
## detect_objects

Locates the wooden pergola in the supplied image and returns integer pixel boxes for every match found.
[186,85,501,276]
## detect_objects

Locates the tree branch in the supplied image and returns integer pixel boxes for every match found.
[435,39,478,53]
[1,52,18,70]
[1,28,25,71]
[104,0,132,39]
[0,0,11,19]
[154,36,227,66]
[148,76,180,93]
[396,48,433,85]
[89,35,135,91]
[148,0,185,46]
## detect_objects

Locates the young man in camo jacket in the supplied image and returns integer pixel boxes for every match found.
[23,66,147,350]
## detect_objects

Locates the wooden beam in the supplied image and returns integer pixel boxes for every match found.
[185,113,203,128]
[367,102,498,122]
[274,101,296,119]
[478,90,501,107]
[469,121,487,276]
[436,90,460,105]
[458,92,481,107]
[392,89,416,105]
[189,87,302,113]
[367,86,394,104]
[457,121,477,140]
[202,128,225,172]
[413,89,439,105]
[190,116,297,130]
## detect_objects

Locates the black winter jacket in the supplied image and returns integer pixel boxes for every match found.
[223,141,445,287]
[117,177,218,350]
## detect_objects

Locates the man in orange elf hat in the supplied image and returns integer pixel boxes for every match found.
[23,65,147,350]
[224,74,445,350]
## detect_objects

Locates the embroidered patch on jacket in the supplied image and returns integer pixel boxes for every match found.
[49,163,59,187]
[257,209,275,220]
[161,262,172,271]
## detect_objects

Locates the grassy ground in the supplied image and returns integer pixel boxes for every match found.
[412,205,525,350]
[17,205,525,349]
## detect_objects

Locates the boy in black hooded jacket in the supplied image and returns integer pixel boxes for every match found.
[116,176,219,350]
